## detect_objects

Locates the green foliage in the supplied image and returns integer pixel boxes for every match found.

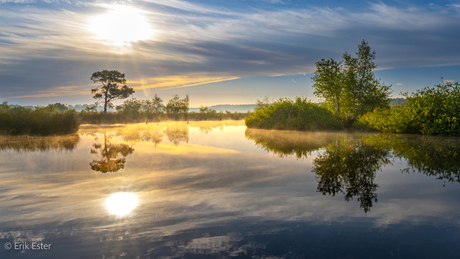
[142,94,164,113]
[0,102,79,135]
[119,98,143,113]
[255,96,270,110]
[312,40,392,122]
[245,97,343,131]
[359,80,460,135]
[312,58,344,117]
[90,70,135,113]
[165,94,189,114]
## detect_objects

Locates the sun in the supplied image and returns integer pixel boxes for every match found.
[105,192,138,216]
[89,5,154,46]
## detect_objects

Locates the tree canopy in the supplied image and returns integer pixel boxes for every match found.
[90,70,135,113]
[312,40,392,122]
[165,94,189,114]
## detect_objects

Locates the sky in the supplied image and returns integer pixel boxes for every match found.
[0,0,459,107]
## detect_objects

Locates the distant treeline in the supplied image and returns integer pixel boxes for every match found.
[7,103,258,113]
[0,96,252,135]
[9,101,408,113]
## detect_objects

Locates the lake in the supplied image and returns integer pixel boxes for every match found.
[1,120,460,258]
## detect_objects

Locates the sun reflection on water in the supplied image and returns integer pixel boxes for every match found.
[105,192,138,216]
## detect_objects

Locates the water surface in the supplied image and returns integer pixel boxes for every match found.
[1,121,460,258]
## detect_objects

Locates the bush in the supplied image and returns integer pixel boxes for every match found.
[245,97,343,131]
[0,102,79,135]
[358,81,460,135]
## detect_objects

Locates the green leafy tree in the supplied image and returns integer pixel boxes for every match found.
[119,98,143,113]
[0,101,10,111]
[342,40,392,118]
[255,96,270,110]
[165,94,189,114]
[312,40,392,122]
[90,70,135,113]
[143,94,164,113]
[312,58,344,117]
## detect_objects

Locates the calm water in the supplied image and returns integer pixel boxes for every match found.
[1,121,460,259]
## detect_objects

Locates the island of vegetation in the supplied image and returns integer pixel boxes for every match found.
[246,40,460,136]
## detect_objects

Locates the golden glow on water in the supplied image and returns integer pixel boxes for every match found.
[89,5,154,46]
[105,192,138,216]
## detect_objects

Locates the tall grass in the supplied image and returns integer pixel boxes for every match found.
[245,97,343,131]
[0,103,79,135]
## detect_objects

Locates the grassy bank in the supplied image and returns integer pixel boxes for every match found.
[0,103,79,135]
[245,97,343,131]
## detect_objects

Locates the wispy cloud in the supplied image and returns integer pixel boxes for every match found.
[0,0,35,3]
[1,1,460,102]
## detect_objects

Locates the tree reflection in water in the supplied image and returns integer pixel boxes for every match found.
[245,129,391,213]
[88,123,190,173]
[363,134,460,183]
[116,124,164,146]
[164,124,189,146]
[313,138,391,213]
[89,132,134,173]
[199,126,213,134]
[245,128,339,158]
[246,128,460,213]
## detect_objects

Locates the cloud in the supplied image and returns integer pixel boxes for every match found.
[396,83,403,85]
[0,0,35,3]
[1,1,460,101]
[442,79,455,83]
[292,79,296,83]
[128,75,239,97]
[8,84,92,98]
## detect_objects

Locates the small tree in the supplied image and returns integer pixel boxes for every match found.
[120,98,143,113]
[312,58,344,117]
[165,94,189,114]
[90,70,135,113]
[143,94,164,113]
[342,40,392,117]
[255,96,270,110]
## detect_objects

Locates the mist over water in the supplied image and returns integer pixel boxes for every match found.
[1,121,460,258]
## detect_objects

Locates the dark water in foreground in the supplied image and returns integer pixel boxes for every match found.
[1,121,460,259]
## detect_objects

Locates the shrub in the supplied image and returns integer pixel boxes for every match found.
[245,97,343,131]
[358,81,460,135]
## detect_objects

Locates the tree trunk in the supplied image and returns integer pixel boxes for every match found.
[104,91,108,114]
